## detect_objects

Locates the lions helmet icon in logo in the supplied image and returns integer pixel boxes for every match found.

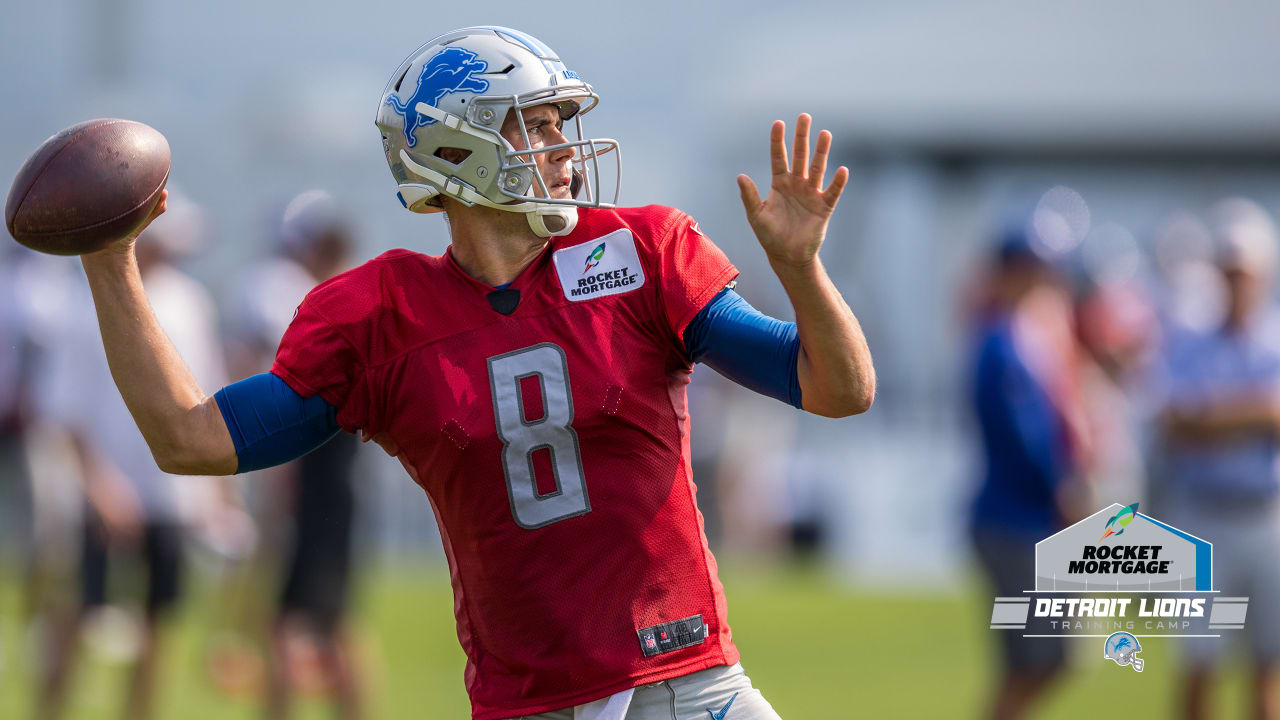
[1103,631,1144,672]
[383,46,490,148]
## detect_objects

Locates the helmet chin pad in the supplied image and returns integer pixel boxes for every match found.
[525,171,583,237]
[527,205,577,237]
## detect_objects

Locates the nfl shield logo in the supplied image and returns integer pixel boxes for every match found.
[643,633,657,650]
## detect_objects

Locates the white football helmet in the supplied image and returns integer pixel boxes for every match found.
[1103,632,1144,672]
[375,26,620,237]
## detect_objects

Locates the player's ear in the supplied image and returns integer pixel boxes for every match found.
[437,197,459,224]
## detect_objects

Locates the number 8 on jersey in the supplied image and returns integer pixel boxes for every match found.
[487,343,591,529]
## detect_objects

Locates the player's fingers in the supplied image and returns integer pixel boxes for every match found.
[792,114,811,180]
[737,174,763,218]
[822,166,850,209]
[769,121,788,176]
[810,129,831,190]
[149,190,168,220]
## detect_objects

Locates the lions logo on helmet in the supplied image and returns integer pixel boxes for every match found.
[1103,631,1144,672]
[383,47,490,149]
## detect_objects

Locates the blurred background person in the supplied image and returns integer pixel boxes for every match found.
[32,190,239,720]
[1073,277,1160,504]
[1158,198,1280,720]
[7,247,90,699]
[1150,211,1227,343]
[0,248,31,548]
[0,245,33,675]
[967,231,1089,720]
[226,190,363,720]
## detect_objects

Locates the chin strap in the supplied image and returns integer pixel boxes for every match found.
[527,206,577,237]
[528,170,584,237]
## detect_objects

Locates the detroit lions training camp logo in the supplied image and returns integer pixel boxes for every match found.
[384,47,490,148]
[988,502,1250,666]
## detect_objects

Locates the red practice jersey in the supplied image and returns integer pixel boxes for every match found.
[272,205,741,719]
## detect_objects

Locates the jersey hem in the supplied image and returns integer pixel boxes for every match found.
[472,646,740,720]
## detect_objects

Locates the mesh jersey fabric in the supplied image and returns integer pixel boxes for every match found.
[271,205,741,719]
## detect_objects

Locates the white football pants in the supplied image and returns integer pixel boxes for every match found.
[514,663,782,720]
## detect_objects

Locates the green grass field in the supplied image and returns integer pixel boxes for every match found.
[0,563,1254,719]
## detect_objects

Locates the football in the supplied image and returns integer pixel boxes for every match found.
[5,118,170,255]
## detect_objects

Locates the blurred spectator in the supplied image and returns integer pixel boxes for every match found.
[968,231,1087,720]
[33,190,237,720]
[1139,211,1222,516]
[714,392,800,559]
[0,247,34,570]
[0,246,30,676]
[1151,210,1227,340]
[1074,280,1159,502]
[0,248,25,432]
[228,190,363,720]
[1158,198,1280,720]
[11,251,87,659]
[781,447,831,559]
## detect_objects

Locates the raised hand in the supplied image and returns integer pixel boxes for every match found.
[737,114,849,269]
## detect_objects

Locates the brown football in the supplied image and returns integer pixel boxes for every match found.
[5,119,170,256]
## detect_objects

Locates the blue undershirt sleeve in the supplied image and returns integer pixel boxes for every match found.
[683,288,803,409]
[214,372,342,474]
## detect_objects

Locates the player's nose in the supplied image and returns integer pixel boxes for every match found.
[547,125,575,161]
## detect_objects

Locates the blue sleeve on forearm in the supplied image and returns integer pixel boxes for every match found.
[683,288,803,409]
[214,372,342,474]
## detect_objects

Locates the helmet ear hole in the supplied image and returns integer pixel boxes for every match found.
[435,147,473,166]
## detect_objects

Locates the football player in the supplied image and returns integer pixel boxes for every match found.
[76,26,873,720]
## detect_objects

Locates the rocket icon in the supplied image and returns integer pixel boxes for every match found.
[1099,503,1139,542]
